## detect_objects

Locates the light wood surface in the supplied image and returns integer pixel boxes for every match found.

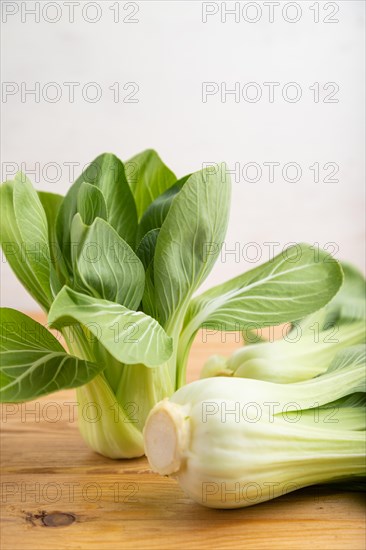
[1,314,365,550]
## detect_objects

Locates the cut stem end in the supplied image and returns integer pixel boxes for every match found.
[144,399,190,476]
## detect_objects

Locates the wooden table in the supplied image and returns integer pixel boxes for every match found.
[1,315,365,550]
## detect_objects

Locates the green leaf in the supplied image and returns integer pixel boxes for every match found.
[0,308,61,352]
[136,229,160,271]
[12,175,53,305]
[48,287,173,367]
[38,190,68,288]
[136,175,190,244]
[76,182,108,225]
[38,191,63,259]
[69,213,89,292]
[142,264,158,319]
[154,164,231,329]
[56,182,83,272]
[125,149,176,220]
[0,308,103,402]
[1,183,47,309]
[70,212,89,250]
[49,264,64,298]
[291,261,366,336]
[73,217,145,309]
[136,230,160,318]
[91,154,137,244]
[323,262,366,327]
[0,177,52,310]
[13,175,51,288]
[181,244,343,351]
[56,153,138,272]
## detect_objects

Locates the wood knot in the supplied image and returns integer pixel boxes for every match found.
[24,510,76,527]
[42,512,76,527]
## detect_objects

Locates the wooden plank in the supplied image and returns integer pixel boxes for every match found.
[1,314,365,550]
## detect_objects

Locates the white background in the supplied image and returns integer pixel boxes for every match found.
[1,0,365,311]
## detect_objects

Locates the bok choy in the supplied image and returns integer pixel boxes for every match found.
[0,151,343,458]
[144,346,366,508]
[201,262,366,383]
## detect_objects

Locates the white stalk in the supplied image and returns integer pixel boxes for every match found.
[144,361,365,509]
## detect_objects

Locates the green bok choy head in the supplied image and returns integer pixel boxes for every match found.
[0,151,343,458]
[144,345,366,508]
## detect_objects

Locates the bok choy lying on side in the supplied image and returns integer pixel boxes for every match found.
[144,346,366,508]
[0,151,343,458]
[201,262,366,383]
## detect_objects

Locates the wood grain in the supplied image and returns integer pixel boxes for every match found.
[1,314,365,550]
